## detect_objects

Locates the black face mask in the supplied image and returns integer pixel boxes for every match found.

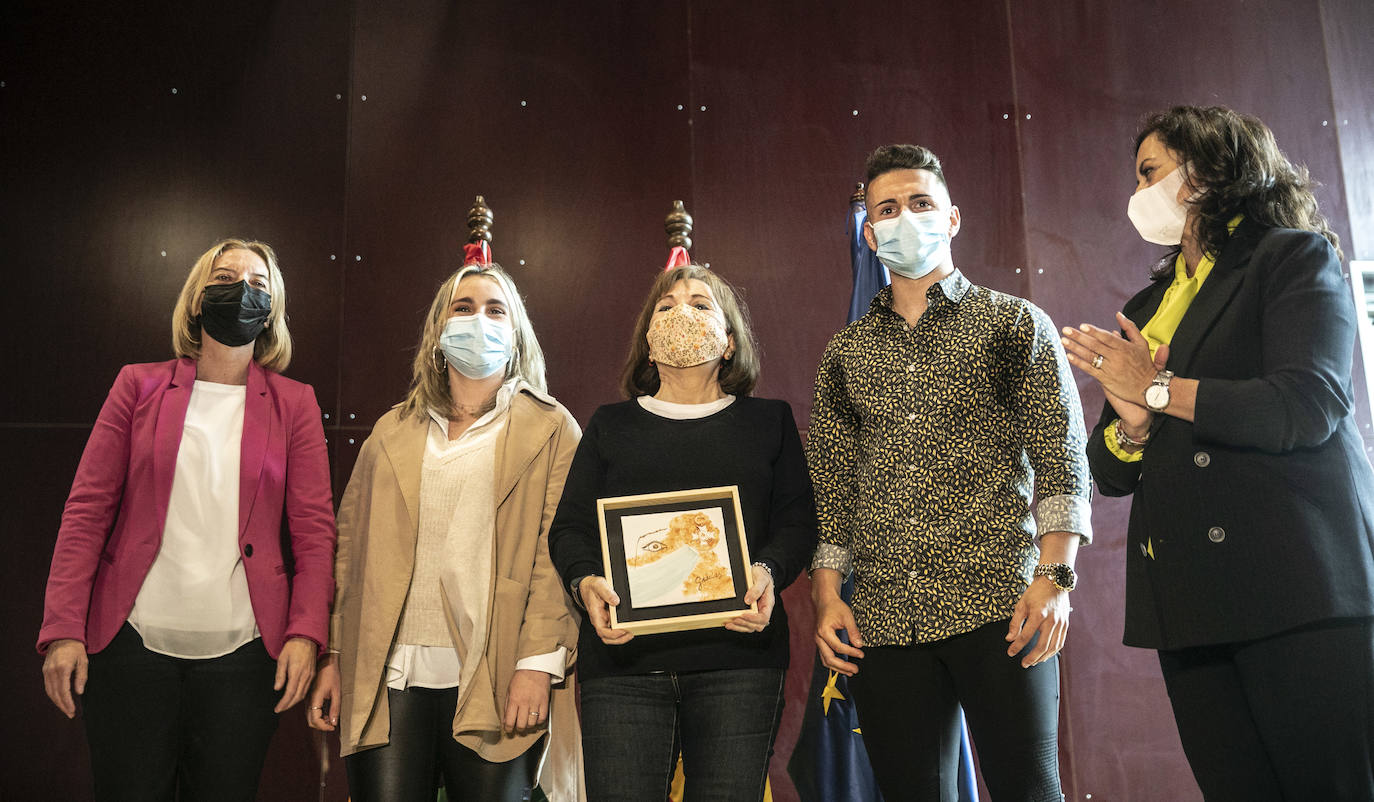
[198,281,272,347]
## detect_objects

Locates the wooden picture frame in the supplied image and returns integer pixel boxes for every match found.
[597,485,756,635]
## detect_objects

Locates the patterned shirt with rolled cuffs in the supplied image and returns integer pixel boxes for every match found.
[807,272,1093,646]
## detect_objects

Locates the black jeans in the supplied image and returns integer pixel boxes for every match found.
[1158,616,1374,801]
[579,667,786,802]
[82,623,280,802]
[343,686,541,802]
[849,619,1063,802]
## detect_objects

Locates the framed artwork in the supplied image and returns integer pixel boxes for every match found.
[597,485,756,635]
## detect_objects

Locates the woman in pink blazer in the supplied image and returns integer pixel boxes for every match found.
[37,238,337,801]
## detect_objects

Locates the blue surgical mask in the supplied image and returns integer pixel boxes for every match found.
[439,314,513,379]
[870,209,952,279]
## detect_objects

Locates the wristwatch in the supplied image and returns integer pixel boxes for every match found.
[1144,369,1174,413]
[1033,563,1077,592]
[569,575,593,609]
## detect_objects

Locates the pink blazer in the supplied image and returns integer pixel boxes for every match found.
[37,358,337,659]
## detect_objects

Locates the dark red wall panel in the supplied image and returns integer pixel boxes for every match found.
[336,0,694,440]
[688,0,1027,426]
[0,1,348,423]
[0,429,94,799]
[1320,0,1374,454]
[1321,0,1374,263]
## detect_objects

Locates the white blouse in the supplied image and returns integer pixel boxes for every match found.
[128,380,258,659]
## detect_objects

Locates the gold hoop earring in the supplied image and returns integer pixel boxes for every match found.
[432,347,447,374]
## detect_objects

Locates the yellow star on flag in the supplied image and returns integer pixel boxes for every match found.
[821,670,846,716]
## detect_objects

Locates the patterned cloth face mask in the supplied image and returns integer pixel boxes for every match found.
[647,304,729,368]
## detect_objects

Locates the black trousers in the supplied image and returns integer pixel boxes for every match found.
[1158,616,1374,802]
[344,686,541,802]
[82,623,280,802]
[849,619,1063,802]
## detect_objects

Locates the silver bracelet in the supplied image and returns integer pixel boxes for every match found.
[751,561,774,583]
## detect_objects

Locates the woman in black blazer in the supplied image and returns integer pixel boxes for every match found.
[1063,106,1374,801]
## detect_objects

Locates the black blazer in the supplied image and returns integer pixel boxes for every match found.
[1087,219,1374,650]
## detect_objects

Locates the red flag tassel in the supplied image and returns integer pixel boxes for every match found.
[664,245,691,271]
[463,241,492,266]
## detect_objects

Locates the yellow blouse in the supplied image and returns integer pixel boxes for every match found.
[1105,216,1243,463]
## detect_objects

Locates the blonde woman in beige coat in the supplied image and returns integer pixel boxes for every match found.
[307,263,584,801]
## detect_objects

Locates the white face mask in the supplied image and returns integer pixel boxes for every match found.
[1127,165,1190,245]
[869,209,952,279]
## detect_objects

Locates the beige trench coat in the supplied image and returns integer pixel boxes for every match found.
[330,384,584,800]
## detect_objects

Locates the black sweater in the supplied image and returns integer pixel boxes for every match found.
[548,396,818,679]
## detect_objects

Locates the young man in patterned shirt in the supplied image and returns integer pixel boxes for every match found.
[808,144,1092,801]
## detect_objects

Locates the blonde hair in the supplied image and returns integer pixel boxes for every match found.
[620,265,760,398]
[171,239,292,372]
[398,263,547,420]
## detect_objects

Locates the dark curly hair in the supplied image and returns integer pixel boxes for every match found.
[864,144,947,194]
[1136,106,1340,277]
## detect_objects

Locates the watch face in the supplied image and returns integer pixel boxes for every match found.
[1054,565,1076,591]
[1036,564,1076,591]
[1145,384,1170,410]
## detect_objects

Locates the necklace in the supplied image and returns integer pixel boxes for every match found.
[448,393,498,421]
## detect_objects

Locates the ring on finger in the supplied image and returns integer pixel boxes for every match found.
[1091,353,1104,369]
